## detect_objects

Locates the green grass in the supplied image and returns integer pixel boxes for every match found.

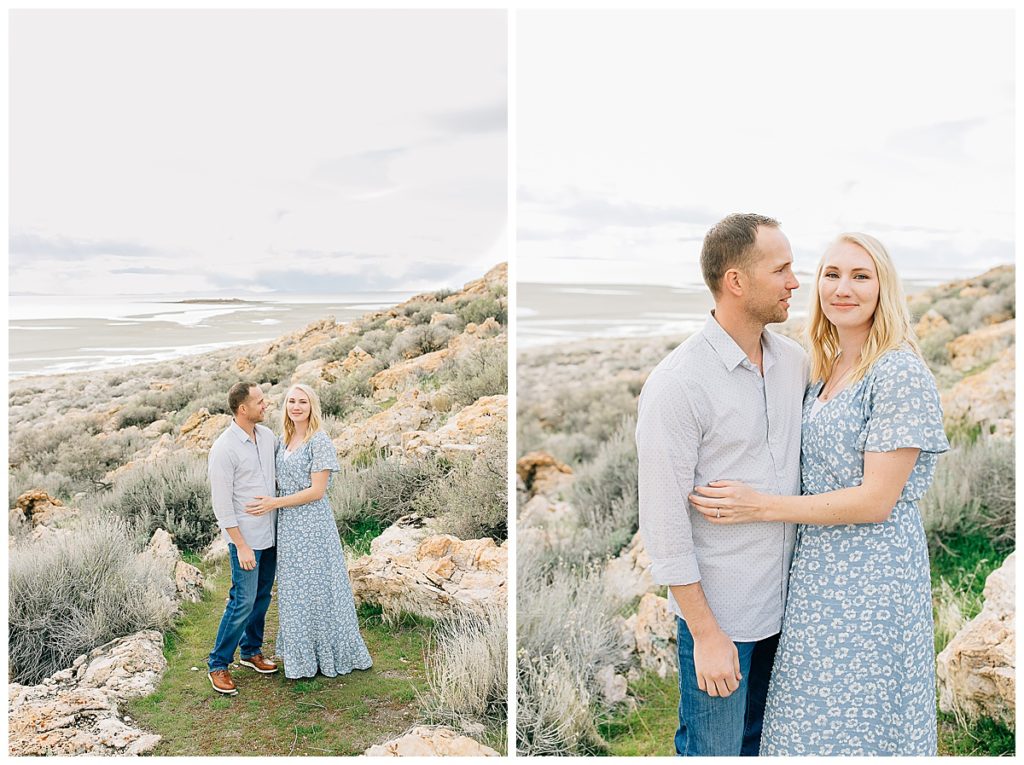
[601,672,677,756]
[937,712,1016,756]
[125,558,431,756]
[341,517,386,557]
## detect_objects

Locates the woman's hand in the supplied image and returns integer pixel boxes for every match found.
[689,480,767,524]
[245,496,280,516]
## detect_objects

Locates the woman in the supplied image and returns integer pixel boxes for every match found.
[689,233,948,755]
[246,383,372,679]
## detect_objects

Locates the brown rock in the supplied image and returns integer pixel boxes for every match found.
[402,395,507,458]
[941,347,1015,437]
[516,451,574,498]
[946,320,1014,372]
[15,491,76,528]
[914,309,952,341]
[332,389,436,457]
[364,726,500,756]
[936,553,1015,727]
[177,408,233,452]
[339,346,375,374]
[429,312,459,325]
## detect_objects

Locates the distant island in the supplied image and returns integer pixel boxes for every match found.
[169,298,265,305]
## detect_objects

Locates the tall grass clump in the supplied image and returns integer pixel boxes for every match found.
[9,514,177,685]
[920,437,1015,549]
[424,605,507,736]
[92,452,214,552]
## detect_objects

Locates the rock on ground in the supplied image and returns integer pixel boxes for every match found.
[941,347,1015,438]
[8,630,166,756]
[177,408,233,452]
[364,726,500,756]
[936,552,1015,727]
[349,528,507,621]
[604,531,657,602]
[946,319,1014,372]
[619,593,677,679]
[401,394,507,457]
[516,451,575,498]
[138,529,205,604]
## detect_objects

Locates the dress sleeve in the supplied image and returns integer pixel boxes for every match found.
[309,431,340,473]
[862,352,950,454]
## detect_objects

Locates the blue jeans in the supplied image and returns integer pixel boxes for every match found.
[675,617,779,756]
[207,543,277,672]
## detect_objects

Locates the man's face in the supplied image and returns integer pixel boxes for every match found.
[741,226,800,326]
[239,387,267,423]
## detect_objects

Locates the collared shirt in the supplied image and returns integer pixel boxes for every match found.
[636,313,808,641]
[208,421,277,550]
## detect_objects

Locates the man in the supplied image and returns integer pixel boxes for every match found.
[636,214,807,756]
[207,381,279,695]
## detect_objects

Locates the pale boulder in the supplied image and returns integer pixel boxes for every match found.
[401,395,506,458]
[332,389,436,458]
[516,451,574,498]
[621,593,677,679]
[946,320,1014,372]
[941,347,1015,438]
[936,552,1015,727]
[177,408,232,452]
[364,726,500,756]
[604,531,657,602]
[138,529,205,604]
[915,309,952,341]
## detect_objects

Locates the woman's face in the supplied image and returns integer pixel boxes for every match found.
[818,240,880,333]
[286,388,312,425]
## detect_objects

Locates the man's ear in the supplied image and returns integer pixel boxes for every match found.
[722,267,745,298]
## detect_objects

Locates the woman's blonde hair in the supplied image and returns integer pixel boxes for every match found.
[807,232,921,385]
[281,383,324,446]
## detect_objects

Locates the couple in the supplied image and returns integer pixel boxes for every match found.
[637,213,948,756]
[206,381,372,694]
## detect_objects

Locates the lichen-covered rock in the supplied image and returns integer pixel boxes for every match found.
[946,320,1014,372]
[604,531,657,602]
[349,532,507,620]
[595,664,629,706]
[516,451,574,498]
[15,491,76,528]
[941,347,1015,438]
[620,593,676,679]
[8,631,166,756]
[936,553,1015,727]
[401,395,506,458]
[138,529,205,604]
[177,408,232,452]
[364,726,501,756]
[332,389,436,458]
[340,346,376,374]
[370,348,453,398]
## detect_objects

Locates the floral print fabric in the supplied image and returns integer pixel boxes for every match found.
[761,349,949,755]
[274,430,372,679]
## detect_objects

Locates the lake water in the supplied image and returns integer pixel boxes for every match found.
[9,292,414,379]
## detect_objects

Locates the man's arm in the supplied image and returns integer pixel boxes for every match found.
[636,371,742,698]
[208,444,255,571]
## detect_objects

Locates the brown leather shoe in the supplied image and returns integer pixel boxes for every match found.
[208,669,238,695]
[239,653,278,674]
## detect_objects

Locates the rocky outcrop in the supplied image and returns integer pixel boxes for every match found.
[8,631,166,756]
[340,346,377,374]
[915,309,952,341]
[177,408,232,452]
[445,262,507,300]
[936,552,1015,727]
[516,451,575,498]
[137,529,205,604]
[603,531,657,602]
[332,389,436,458]
[618,593,676,680]
[517,495,577,549]
[370,348,452,398]
[349,527,507,621]
[15,491,77,528]
[364,726,500,756]
[941,347,1015,438]
[402,395,507,457]
[946,320,1014,373]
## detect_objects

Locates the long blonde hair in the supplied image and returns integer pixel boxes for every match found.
[281,383,324,446]
[807,232,921,385]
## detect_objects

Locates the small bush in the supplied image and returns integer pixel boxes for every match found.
[921,437,1015,548]
[8,513,177,685]
[251,350,298,386]
[425,605,507,732]
[318,363,385,421]
[92,452,215,552]
[8,465,76,508]
[390,324,458,361]
[415,430,507,541]
[116,403,163,429]
[439,343,508,408]
[357,328,400,358]
[456,296,506,326]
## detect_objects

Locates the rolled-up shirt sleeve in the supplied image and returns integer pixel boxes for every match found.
[636,370,702,586]
[208,442,238,531]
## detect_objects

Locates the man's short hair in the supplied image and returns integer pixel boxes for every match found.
[228,381,258,414]
[701,213,781,296]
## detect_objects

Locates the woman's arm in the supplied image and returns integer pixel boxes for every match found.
[689,448,920,525]
[246,471,330,515]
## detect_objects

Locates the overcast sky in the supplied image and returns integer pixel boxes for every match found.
[10,10,506,296]
[518,9,1014,285]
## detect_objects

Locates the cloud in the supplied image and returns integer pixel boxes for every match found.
[9,231,162,261]
[430,103,507,135]
[110,266,181,275]
[885,118,987,160]
[520,188,717,229]
[310,148,406,190]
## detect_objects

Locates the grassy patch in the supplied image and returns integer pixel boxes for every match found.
[341,517,386,557]
[937,712,1015,756]
[601,672,678,756]
[126,558,430,756]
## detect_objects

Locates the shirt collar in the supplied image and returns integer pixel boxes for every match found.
[702,311,778,374]
[229,420,258,444]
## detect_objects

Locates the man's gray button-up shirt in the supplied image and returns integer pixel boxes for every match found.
[636,313,808,641]
[208,421,277,550]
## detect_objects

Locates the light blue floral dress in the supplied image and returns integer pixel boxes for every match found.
[761,349,949,756]
[274,430,372,679]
